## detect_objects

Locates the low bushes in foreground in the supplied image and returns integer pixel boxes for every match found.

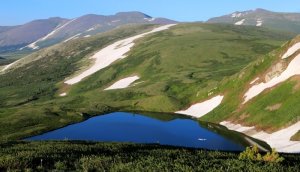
[239,145,284,163]
[0,141,299,171]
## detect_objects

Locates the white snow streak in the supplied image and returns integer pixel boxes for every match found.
[63,33,82,43]
[256,19,263,27]
[244,53,300,103]
[235,19,245,25]
[282,42,300,59]
[104,76,140,90]
[24,18,78,50]
[175,95,224,118]
[64,24,176,85]
[221,121,300,153]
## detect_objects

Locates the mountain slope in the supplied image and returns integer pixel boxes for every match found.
[0,18,68,52]
[207,8,300,34]
[198,35,300,152]
[202,35,300,128]
[0,23,293,140]
[0,12,176,55]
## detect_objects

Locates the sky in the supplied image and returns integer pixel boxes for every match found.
[1,0,300,26]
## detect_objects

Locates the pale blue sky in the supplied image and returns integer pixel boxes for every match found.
[1,0,300,25]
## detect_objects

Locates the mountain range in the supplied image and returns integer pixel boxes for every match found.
[0,12,176,54]
[207,8,300,33]
[2,8,300,61]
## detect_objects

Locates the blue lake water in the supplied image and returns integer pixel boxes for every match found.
[26,112,270,151]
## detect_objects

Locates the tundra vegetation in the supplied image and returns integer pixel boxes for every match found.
[0,141,299,171]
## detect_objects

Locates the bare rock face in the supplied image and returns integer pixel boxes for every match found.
[265,62,285,82]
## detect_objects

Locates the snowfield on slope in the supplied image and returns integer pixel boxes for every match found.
[220,121,300,153]
[256,19,263,27]
[244,53,300,103]
[64,24,176,85]
[63,33,82,43]
[104,76,140,90]
[235,19,245,25]
[1,58,22,72]
[231,13,242,18]
[1,63,14,72]
[220,121,255,133]
[282,42,300,59]
[175,95,224,118]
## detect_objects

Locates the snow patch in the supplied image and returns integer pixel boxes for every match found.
[149,18,156,22]
[256,19,263,27]
[63,33,82,43]
[144,18,156,22]
[250,77,260,85]
[84,35,91,38]
[1,63,14,72]
[175,95,224,118]
[231,13,242,18]
[104,76,140,90]
[220,121,255,133]
[64,24,176,85]
[221,121,300,153]
[244,53,300,103]
[235,19,245,25]
[282,42,300,59]
[86,27,96,32]
[1,59,22,72]
[59,93,67,97]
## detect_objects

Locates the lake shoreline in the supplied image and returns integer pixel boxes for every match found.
[25,111,271,152]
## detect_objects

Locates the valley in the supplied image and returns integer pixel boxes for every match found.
[0,23,293,144]
[1,4,300,170]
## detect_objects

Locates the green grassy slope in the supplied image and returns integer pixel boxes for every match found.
[0,141,299,171]
[0,23,294,140]
[67,23,293,114]
[202,36,300,133]
[0,24,157,140]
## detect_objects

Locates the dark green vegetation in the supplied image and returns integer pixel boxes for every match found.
[0,23,295,140]
[0,58,13,66]
[0,141,299,171]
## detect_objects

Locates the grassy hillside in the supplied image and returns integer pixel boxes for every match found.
[202,36,300,133]
[0,141,299,171]
[0,23,294,140]
[0,24,157,140]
